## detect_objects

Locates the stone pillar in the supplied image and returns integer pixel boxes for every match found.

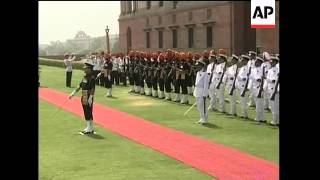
[133,1,137,13]
[127,1,132,14]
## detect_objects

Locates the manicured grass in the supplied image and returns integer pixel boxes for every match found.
[40,65,279,164]
[39,100,213,180]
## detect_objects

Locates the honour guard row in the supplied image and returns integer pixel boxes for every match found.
[123,49,279,127]
[67,49,279,133]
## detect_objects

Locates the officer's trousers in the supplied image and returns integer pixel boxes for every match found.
[186,74,193,95]
[229,89,237,115]
[164,77,172,93]
[254,96,265,121]
[216,85,225,112]
[66,71,72,87]
[264,90,270,109]
[208,83,217,110]
[111,71,119,85]
[270,93,279,125]
[119,72,127,85]
[99,73,105,86]
[82,104,93,121]
[93,70,100,85]
[196,97,208,123]
[104,76,112,89]
[239,91,249,118]
[129,73,134,86]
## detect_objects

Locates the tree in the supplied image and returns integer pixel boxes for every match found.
[39,49,47,56]
[90,37,104,52]
[46,40,65,55]
[112,40,119,53]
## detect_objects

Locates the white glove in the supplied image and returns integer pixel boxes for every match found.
[88,95,93,106]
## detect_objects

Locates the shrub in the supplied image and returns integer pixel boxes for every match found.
[39,58,85,70]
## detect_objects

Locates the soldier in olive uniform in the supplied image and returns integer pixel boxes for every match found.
[69,61,96,134]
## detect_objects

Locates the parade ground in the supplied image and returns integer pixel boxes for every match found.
[39,65,279,179]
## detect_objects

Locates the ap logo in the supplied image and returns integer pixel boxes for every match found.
[251,0,275,28]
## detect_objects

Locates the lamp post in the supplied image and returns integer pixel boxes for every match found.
[105,26,110,54]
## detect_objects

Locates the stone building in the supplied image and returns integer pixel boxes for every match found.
[118,1,279,55]
[67,31,92,50]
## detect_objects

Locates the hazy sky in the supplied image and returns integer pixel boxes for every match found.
[39,1,120,45]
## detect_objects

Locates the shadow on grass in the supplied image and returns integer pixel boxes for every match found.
[106,96,118,99]
[86,133,105,139]
[201,122,222,129]
[249,121,269,126]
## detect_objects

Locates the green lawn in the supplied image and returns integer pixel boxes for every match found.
[39,65,278,169]
[40,100,213,180]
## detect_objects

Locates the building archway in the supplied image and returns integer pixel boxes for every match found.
[126,27,132,53]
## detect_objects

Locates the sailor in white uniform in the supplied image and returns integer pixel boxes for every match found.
[266,56,279,126]
[225,54,239,116]
[193,59,209,125]
[236,55,251,119]
[248,56,266,123]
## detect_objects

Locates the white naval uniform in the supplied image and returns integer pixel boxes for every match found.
[64,56,75,72]
[225,64,238,115]
[262,61,271,109]
[236,64,250,118]
[94,58,101,71]
[248,59,256,107]
[193,69,209,123]
[213,62,227,112]
[92,58,98,71]
[100,57,105,70]
[266,65,279,125]
[112,58,119,71]
[207,62,217,111]
[249,66,265,121]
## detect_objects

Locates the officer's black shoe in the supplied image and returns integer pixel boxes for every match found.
[79,130,94,135]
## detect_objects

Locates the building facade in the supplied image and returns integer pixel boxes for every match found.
[67,31,92,50]
[118,1,279,55]
[66,31,119,53]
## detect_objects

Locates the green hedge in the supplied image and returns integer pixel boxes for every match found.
[39,58,85,70]
[39,55,85,61]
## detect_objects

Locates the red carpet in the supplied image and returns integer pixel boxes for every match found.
[39,88,279,180]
